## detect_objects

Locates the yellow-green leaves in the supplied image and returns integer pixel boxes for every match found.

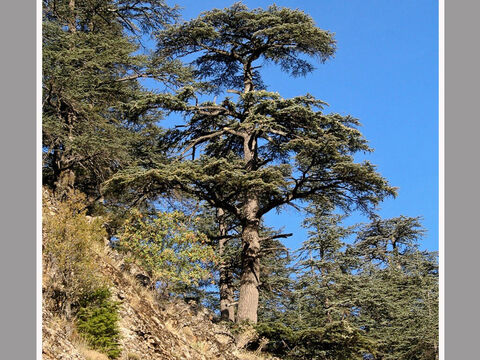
[118,210,216,294]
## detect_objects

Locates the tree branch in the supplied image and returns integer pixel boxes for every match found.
[259,233,293,242]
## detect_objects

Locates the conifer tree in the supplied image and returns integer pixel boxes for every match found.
[199,206,293,323]
[42,0,190,199]
[350,216,438,360]
[289,206,374,359]
[296,205,355,325]
[105,3,396,323]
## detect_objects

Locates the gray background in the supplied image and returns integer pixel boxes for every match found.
[445,0,479,358]
[0,0,473,358]
[0,0,37,358]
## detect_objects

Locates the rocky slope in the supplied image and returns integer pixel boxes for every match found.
[42,190,270,360]
[43,242,263,360]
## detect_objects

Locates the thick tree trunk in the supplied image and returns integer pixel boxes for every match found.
[236,198,261,323]
[236,63,261,323]
[218,208,236,322]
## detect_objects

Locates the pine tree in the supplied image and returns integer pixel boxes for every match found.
[350,217,439,360]
[42,0,190,199]
[287,206,375,359]
[105,3,396,323]
[296,205,355,325]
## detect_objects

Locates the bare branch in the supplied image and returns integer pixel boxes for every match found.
[227,89,242,95]
[259,233,293,242]
[179,129,227,157]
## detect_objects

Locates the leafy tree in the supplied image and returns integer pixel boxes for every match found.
[105,3,396,323]
[117,209,216,295]
[42,189,107,318]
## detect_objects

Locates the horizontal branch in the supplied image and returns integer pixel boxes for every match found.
[260,233,293,242]
[179,129,226,158]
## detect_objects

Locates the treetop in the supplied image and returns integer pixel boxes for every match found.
[156,2,336,91]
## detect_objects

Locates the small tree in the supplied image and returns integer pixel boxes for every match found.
[106,3,396,323]
[118,210,216,295]
[42,190,107,318]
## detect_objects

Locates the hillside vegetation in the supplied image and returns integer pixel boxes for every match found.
[42,189,271,360]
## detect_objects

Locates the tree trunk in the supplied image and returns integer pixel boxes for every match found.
[236,198,261,323]
[68,0,76,33]
[218,208,235,322]
[236,62,261,323]
[52,148,75,199]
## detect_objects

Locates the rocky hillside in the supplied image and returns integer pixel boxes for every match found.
[42,191,272,360]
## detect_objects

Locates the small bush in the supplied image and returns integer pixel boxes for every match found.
[76,287,121,359]
[43,190,107,315]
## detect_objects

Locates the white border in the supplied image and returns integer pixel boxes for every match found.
[438,0,445,359]
[37,0,43,357]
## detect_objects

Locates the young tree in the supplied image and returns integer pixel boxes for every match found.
[105,3,396,323]
[296,205,355,325]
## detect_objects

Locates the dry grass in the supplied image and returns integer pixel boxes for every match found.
[74,336,110,360]
[234,350,270,360]
[123,353,141,360]
[69,324,111,360]
[191,341,210,354]
[81,349,110,360]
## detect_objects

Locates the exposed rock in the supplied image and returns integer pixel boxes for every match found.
[43,242,243,360]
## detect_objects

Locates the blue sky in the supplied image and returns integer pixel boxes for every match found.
[159,0,439,252]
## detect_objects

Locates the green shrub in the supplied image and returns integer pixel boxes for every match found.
[118,210,216,294]
[76,288,121,359]
[255,320,376,360]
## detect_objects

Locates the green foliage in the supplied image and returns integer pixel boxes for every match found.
[254,321,296,357]
[42,0,191,198]
[289,322,375,360]
[255,320,375,360]
[157,2,336,91]
[42,2,437,357]
[118,210,216,294]
[104,1,397,325]
[43,190,122,358]
[255,212,438,360]
[352,251,439,360]
[76,287,121,359]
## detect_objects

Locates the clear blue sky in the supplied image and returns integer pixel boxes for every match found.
[160,0,439,252]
